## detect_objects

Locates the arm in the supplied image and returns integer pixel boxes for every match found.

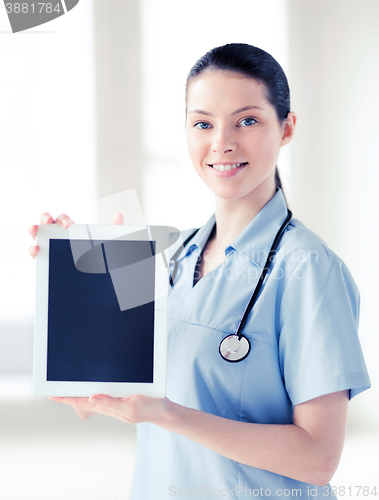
[158,390,348,486]
[51,389,348,486]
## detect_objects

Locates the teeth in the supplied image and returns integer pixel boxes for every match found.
[211,163,245,171]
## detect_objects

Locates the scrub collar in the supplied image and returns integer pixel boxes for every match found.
[176,189,289,269]
[228,189,289,269]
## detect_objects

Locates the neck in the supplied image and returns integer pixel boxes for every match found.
[213,182,277,249]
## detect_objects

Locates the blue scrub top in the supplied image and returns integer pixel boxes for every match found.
[130,189,370,499]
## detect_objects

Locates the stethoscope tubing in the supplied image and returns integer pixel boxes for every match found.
[169,228,200,287]
[233,209,292,340]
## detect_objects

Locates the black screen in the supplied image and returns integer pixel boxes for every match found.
[46,239,155,383]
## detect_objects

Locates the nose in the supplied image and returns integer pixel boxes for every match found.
[212,127,237,154]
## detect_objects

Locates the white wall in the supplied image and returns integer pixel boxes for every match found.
[93,1,144,206]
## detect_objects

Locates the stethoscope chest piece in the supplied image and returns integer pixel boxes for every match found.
[219,334,251,363]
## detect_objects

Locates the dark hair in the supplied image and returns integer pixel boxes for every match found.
[186,43,291,191]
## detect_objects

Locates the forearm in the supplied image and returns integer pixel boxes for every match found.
[52,390,347,485]
[156,399,337,486]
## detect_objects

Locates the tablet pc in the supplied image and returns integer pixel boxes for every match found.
[33,224,171,398]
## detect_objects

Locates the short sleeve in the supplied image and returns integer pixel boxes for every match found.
[278,254,371,406]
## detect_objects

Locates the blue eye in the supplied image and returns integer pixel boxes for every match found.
[239,118,256,127]
[195,122,211,129]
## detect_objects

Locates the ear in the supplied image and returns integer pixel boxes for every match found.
[280,112,296,146]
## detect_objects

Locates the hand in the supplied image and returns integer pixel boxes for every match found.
[28,212,74,259]
[28,212,124,259]
[49,394,169,424]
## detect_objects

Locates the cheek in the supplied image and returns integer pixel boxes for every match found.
[253,130,282,165]
[186,132,207,164]
[186,131,195,158]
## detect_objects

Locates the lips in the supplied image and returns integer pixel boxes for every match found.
[208,162,248,172]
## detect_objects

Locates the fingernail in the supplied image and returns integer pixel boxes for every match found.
[89,396,100,403]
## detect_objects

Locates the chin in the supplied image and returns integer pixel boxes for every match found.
[212,188,250,201]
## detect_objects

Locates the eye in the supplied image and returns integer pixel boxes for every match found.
[194,121,211,130]
[238,118,257,127]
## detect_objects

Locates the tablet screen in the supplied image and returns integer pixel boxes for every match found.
[46,238,156,384]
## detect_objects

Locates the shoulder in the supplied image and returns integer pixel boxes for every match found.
[278,217,348,269]
[276,217,359,298]
[281,218,338,259]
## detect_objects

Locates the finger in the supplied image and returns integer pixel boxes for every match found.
[88,394,132,421]
[28,224,39,241]
[28,244,39,259]
[49,397,66,406]
[90,394,144,425]
[49,396,105,414]
[49,396,90,408]
[74,408,96,420]
[111,213,124,225]
[49,396,98,417]
[40,212,54,225]
[89,394,118,410]
[55,213,75,228]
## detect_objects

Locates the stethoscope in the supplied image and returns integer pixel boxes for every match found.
[169,209,293,362]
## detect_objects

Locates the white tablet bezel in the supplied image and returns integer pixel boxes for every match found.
[33,224,169,398]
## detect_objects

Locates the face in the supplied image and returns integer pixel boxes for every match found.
[186,70,296,204]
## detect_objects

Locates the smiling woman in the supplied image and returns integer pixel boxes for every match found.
[186,43,292,190]
[186,73,295,208]
[30,43,371,499]
[130,44,369,497]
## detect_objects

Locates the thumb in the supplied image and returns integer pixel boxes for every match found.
[111,213,124,225]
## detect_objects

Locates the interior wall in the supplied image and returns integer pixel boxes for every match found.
[93,0,144,209]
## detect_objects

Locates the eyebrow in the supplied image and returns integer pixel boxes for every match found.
[188,105,264,116]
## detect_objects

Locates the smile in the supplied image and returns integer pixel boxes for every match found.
[209,162,248,172]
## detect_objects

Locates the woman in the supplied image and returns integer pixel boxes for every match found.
[29,44,370,498]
